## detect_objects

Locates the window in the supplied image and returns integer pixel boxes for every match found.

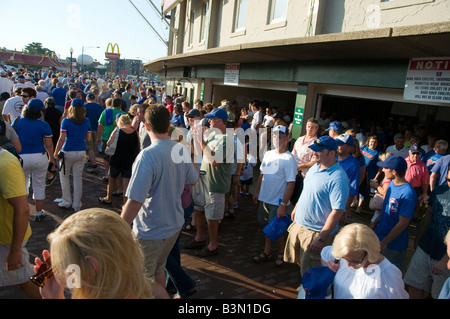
[268,0,288,24]
[234,0,248,32]
[200,1,209,42]
[188,10,195,47]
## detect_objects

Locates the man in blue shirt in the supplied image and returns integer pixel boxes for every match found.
[404,169,450,299]
[84,93,104,173]
[430,154,450,192]
[374,155,417,269]
[50,82,67,114]
[284,136,349,276]
[335,133,360,218]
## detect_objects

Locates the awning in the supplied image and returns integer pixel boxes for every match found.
[0,51,74,70]
[144,21,450,74]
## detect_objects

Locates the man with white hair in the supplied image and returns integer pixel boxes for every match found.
[35,84,49,103]
[0,70,14,95]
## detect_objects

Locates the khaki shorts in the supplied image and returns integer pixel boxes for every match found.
[139,231,180,281]
[85,131,98,151]
[284,222,334,276]
[204,192,225,221]
[0,240,34,286]
[404,246,450,299]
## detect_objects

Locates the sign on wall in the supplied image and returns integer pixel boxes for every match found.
[224,63,240,86]
[403,57,450,104]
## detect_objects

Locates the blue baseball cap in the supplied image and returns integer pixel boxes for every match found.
[309,135,338,152]
[326,121,343,132]
[335,133,354,146]
[204,107,228,121]
[377,155,407,173]
[302,266,336,299]
[27,98,45,111]
[71,98,84,107]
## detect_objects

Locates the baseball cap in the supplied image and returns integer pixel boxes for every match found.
[335,133,354,146]
[377,155,407,173]
[17,75,25,79]
[272,125,288,135]
[204,107,228,121]
[301,266,336,299]
[326,121,343,132]
[409,144,421,154]
[187,109,201,118]
[27,98,45,111]
[71,98,84,108]
[86,92,95,100]
[200,118,210,128]
[309,135,338,152]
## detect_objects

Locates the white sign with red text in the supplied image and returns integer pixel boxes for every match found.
[404,57,450,104]
[224,63,240,86]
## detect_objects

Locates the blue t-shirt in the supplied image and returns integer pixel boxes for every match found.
[50,87,67,106]
[61,118,91,152]
[361,145,380,180]
[431,155,450,187]
[294,162,349,234]
[425,152,443,174]
[13,118,53,154]
[338,155,360,196]
[84,102,104,131]
[418,183,450,260]
[375,182,417,251]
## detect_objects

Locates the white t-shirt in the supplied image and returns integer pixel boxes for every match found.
[2,96,24,122]
[258,149,297,206]
[321,246,409,299]
[251,111,263,130]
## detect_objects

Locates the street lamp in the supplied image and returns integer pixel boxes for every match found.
[81,45,100,73]
[70,47,74,74]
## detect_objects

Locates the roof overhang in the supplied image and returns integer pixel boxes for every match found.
[144,21,450,75]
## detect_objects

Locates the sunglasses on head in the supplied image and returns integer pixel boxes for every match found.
[29,257,54,287]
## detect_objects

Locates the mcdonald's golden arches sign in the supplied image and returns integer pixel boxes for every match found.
[105,43,120,59]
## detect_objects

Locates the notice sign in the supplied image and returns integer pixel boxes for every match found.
[224,63,240,86]
[404,57,450,103]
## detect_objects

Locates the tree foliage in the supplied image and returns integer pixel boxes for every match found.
[24,42,56,56]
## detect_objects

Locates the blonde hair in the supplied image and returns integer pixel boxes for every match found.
[118,114,132,127]
[331,223,381,264]
[48,208,152,299]
[105,98,113,108]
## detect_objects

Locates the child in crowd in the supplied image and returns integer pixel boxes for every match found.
[240,142,256,198]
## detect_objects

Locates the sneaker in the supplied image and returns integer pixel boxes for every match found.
[86,165,98,174]
[34,210,46,222]
[58,201,71,209]
[45,174,57,186]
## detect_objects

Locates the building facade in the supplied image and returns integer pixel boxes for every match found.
[146,0,450,140]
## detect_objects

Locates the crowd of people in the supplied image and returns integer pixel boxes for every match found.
[0,67,449,300]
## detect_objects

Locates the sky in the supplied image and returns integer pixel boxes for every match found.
[0,0,170,65]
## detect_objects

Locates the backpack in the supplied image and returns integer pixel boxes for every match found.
[105,108,114,126]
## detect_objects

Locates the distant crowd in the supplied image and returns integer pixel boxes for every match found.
[0,67,449,300]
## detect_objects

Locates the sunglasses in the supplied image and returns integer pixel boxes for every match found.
[21,95,29,98]
[29,257,54,287]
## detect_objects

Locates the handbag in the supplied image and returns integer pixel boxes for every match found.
[369,193,384,211]
[191,170,211,207]
[104,129,120,156]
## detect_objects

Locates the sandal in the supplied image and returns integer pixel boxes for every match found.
[183,222,196,231]
[224,210,236,218]
[98,197,112,205]
[275,253,285,267]
[252,252,272,263]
